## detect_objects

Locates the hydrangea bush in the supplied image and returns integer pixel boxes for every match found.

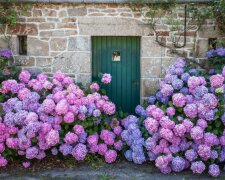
[126,48,225,177]
[0,47,224,178]
[0,70,123,167]
[0,48,20,84]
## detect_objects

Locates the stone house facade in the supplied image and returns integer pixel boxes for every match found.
[0,0,224,109]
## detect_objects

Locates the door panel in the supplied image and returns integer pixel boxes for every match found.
[92,36,140,114]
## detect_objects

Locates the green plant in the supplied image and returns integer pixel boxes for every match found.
[129,0,225,69]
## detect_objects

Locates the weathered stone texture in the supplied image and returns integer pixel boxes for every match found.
[196,39,208,58]
[27,38,49,56]
[76,74,91,85]
[142,79,160,97]
[68,7,87,16]
[15,56,35,66]
[50,38,67,51]
[8,24,38,35]
[36,57,52,67]
[141,37,165,57]
[39,23,55,30]
[78,17,153,36]
[53,52,91,74]
[141,58,162,78]
[68,36,90,51]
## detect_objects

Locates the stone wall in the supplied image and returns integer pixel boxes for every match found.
[0,3,224,102]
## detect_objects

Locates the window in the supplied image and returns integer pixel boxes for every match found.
[18,36,27,55]
[208,38,217,50]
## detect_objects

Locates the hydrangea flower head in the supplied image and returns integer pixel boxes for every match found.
[101,73,112,84]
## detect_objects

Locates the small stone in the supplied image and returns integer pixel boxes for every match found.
[59,10,67,17]
[40,31,53,37]
[50,38,67,51]
[61,18,77,23]
[36,57,52,67]
[8,24,38,35]
[27,38,49,56]
[42,9,57,17]
[68,36,90,51]
[53,52,90,74]
[141,37,165,57]
[15,56,35,66]
[39,23,55,30]
[89,13,105,16]
[68,7,87,16]
[64,30,77,36]
[33,9,42,17]
[120,13,132,17]
[57,23,77,29]
[47,18,59,22]
[142,79,160,97]
[27,18,46,22]
[76,74,91,85]
[141,58,161,78]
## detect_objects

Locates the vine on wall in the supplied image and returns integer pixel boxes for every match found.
[129,0,225,68]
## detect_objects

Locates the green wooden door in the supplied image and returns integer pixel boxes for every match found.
[92,36,140,113]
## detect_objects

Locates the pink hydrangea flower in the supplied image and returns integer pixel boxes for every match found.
[45,129,59,146]
[87,134,99,146]
[103,102,116,115]
[159,128,174,142]
[114,140,123,151]
[73,125,85,135]
[42,99,55,114]
[0,156,8,167]
[101,73,112,84]
[198,145,211,161]
[182,119,194,132]
[22,162,31,168]
[190,126,204,140]
[18,88,31,100]
[19,71,31,83]
[188,76,200,89]
[184,104,198,118]
[144,117,159,134]
[43,81,53,90]
[159,116,175,129]
[113,126,122,135]
[172,93,186,107]
[155,155,170,169]
[64,112,74,123]
[55,99,69,115]
[173,124,186,137]
[98,143,108,156]
[105,150,117,163]
[210,74,224,88]
[53,71,65,82]
[90,83,100,91]
[166,107,175,116]
[64,132,78,144]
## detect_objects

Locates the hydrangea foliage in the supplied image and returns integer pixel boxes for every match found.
[127,48,225,177]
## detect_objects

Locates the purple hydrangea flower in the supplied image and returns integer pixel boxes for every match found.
[207,49,215,58]
[191,161,206,174]
[217,48,225,57]
[171,157,186,172]
[148,96,156,104]
[208,164,220,177]
[0,49,12,58]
